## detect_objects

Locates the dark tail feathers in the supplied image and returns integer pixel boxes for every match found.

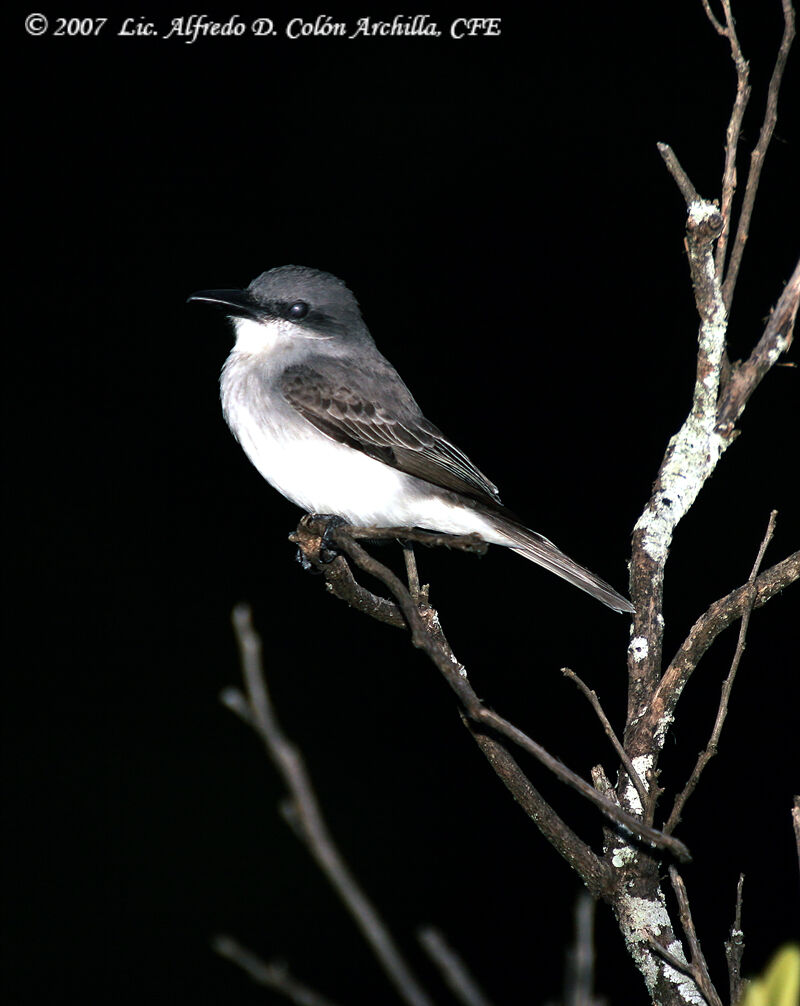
[492,515,634,613]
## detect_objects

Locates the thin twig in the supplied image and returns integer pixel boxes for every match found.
[702,0,752,282]
[656,142,701,205]
[645,932,697,980]
[561,667,651,817]
[629,548,799,758]
[227,604,436,1006]
[668,867,724,1006]
[293,517,617,893]
[212,936,341,1006]
[465,722,614,897]
[724,874,746,1005]
[701,0,726,35]
[716,256,800,431]
[402,542,421,601]
[722,0,796,313]
[563,893,600,1006]
[327,527,691,863]
[793,797,800,879]
[418,927,494,1006]
[664,512,778,833]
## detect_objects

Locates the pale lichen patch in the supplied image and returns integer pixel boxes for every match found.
[620,890,705,1003]
[629,636,649,662]
[688,199,719,224]
[654,710,675,749]
[612,844,638,868]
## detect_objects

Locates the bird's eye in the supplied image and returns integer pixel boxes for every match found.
[288,301,309,319]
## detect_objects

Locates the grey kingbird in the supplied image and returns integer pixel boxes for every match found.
[189,265,634,613]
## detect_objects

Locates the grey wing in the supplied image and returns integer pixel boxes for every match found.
[280,360,502,507]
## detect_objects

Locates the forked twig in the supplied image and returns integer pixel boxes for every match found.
[630,548,799,759]
[561,667,651,817]
[324,524,691,863]
[225,604,436,1006]
[716,257,800,431]
[701,0,752,282]
[664,511,778,833]
[645,868,725,1006]
[721,0,796,313]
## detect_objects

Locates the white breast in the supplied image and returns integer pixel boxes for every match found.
[220,328,503,540]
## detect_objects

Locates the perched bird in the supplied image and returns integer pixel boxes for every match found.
[189,266,633,613]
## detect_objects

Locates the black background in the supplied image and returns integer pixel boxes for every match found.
[7,5,798,1004]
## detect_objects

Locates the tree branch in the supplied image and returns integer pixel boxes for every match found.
[319,524,691,864]
[628,183,728,755]
[721,0,796,313]
[417,927,494,1006]
[288,518,488,630]
[636,7,795,765]
[465,723,615,898]
[664,511,778,833]
[632,548,799,758]
[561,667,652,819]
[657,142,701,206]
[793,796,800,879]
[667,867,724,1006]
[225,604,437,1006]
[723,874,746,1005]
[563,893,602,1006]
[702,0,752,284]
[716,256,800,432]
[212,936,342,1006]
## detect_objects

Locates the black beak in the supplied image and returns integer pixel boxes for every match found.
[187,288,265,320]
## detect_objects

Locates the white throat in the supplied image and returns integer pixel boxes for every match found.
[232,316,292,356]
[231,316,335,357]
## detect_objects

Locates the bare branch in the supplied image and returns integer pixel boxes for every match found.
[465,723,614,897]
[644,933,702,991]
[291,517,624,890]
[287,517,487,629]
[631,548,799,756]
[702,1,752,281]
[561,667,651,818]
[722,0,796,312]
[716,257,800,431]
[793,797,800,879]
[701,0,727,36]
[418,927,494,1006]
[657,142,701,205]
[289,521,406,628]
[402,543,422,600]
[628,190,728,745]
[724,874,746,1005]
[563,893,602,1006]
[291,517,488,553]
[664,511,778,833]
[212,936,341,1006]
[638,7,796,747]
[668,867,724,1006]
[228,604,436,1006]
[323,525,691,863]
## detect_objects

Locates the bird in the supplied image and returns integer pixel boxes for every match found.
[188,265,634,613]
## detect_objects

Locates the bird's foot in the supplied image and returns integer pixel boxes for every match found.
[297,513,350,566]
